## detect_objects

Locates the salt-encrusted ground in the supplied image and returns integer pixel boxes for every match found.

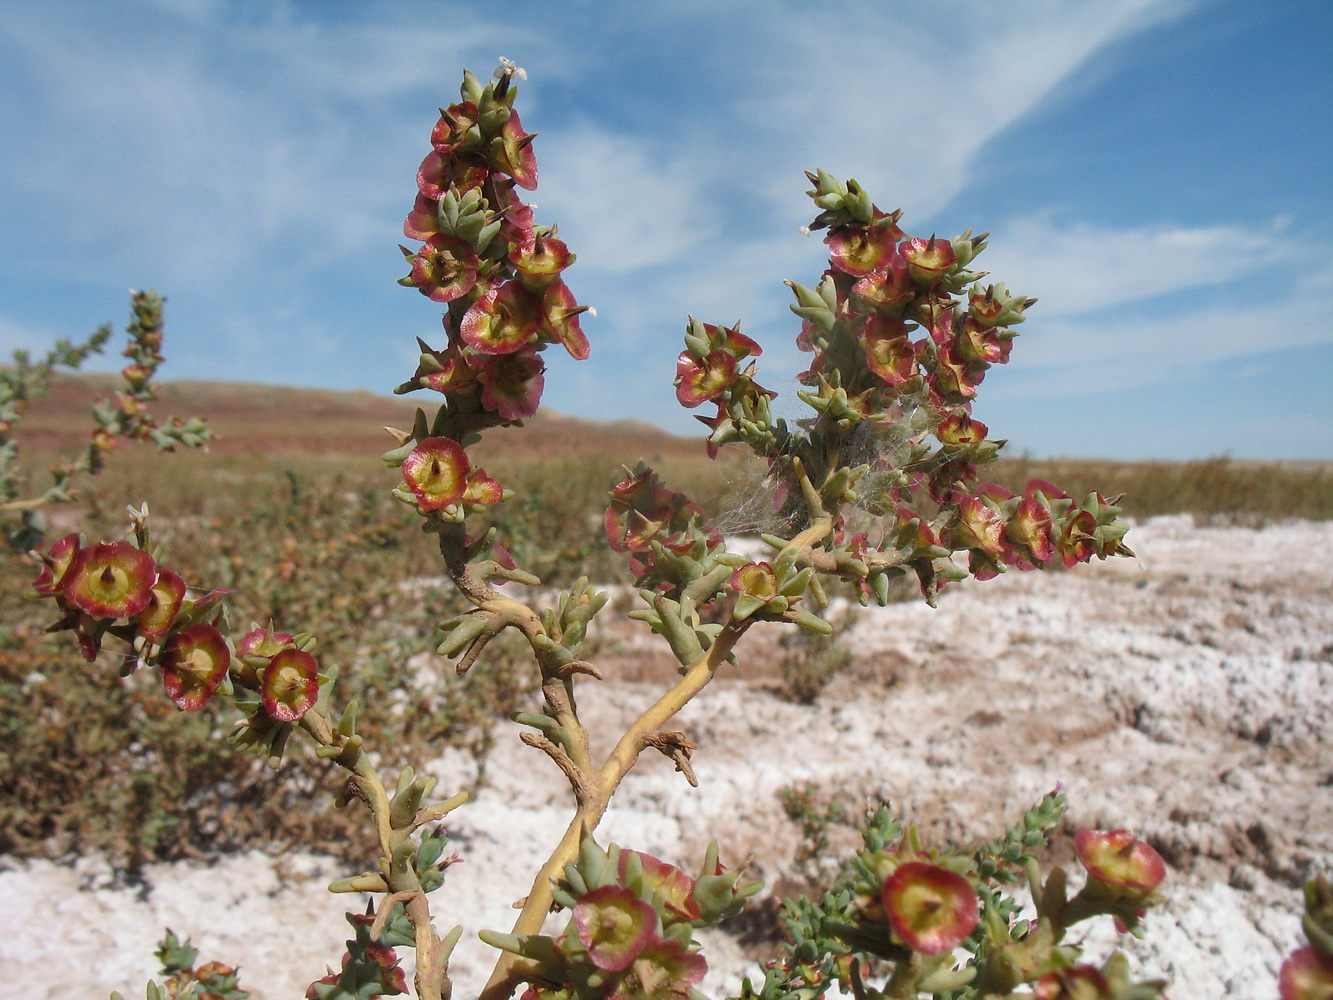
[3,516,1330,999]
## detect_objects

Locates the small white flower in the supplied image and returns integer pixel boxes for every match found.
[798,226,812,237]
[587,306,598,318]
[495,57,527,81]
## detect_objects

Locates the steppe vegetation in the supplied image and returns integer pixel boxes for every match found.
[3,374,1327,871]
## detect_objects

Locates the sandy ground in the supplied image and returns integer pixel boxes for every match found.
[2,515,1330,999]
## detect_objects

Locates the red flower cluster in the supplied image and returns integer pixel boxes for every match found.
[674,319,776,456]
[307,911,408,1000]
[604,465,723,583]
[31,531,323,723]
[31,533,230,711]
[514,846,755,1000]
[237,627,319,723]
[949,479,1133,580]
[396,66,590,423]
[806,206,1029,420]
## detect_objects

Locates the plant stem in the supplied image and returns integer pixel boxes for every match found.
[478,616,750,1000]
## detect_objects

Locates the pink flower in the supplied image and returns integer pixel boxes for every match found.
[1008,490,1057,566]
[901,235,957,285]
[159,623,230,711]
[488,175,536,250]
[490,110,538,190]
[858,314,916,387]
[573,885,659,973]
[607,934,707,1000]
[31,532,81,596]
[510,234,573,289]
[928,344,985,404]
[401,437,471,512]
[478,348,545,420]
[402,235,479,304]
[62,541,157,619]
[403,193,441,242]
[460,281,544,355]
[617,850,703,922]
[852,265,914,314]
[136,569,186,639]
[262,647,320,722]
[541,279,591,361]
[1057,508,1100,568]
[674,321,762,407]
[881,862,979,955]
[675,349,738,407]
[954,494,1008,557]
[1280,946,1333,1000]
[827,217,902,277]
[409,334,480,396]
[462,466,503,506]
[431,101,481,154]
[237,626,296,657]
[935,413,988,447]
[957,316,1014,365]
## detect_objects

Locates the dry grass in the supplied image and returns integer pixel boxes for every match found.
[2,375,1327,870]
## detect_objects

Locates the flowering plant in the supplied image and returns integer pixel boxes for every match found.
[13,60,1320,1000]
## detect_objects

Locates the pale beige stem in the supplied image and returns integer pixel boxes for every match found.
[478,617,749,1000]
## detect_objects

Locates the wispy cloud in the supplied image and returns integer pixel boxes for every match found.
[992,271,1333,399]
[0,315,64,358]
[0,5,510,288]
[538,126,720,276]
[730,0,1198,223]
[978,215,1305,316]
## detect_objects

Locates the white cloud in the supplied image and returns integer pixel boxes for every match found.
[537,126,720,275]
[729,0,1200,223]
[978,215,1304,316]
[0,316,59,357]
[0,5,513,290]
[991,274,1333,398]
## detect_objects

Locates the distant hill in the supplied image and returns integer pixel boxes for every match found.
[20,374,710,465]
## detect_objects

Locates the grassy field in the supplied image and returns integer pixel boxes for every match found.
[21,374,1333,523]
[2,375,1328,870]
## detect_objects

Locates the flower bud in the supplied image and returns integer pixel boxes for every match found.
[1074,829,1166,901]
[1281,947,1333,1000]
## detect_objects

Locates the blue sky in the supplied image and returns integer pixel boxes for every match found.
[2,0,1330,460]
